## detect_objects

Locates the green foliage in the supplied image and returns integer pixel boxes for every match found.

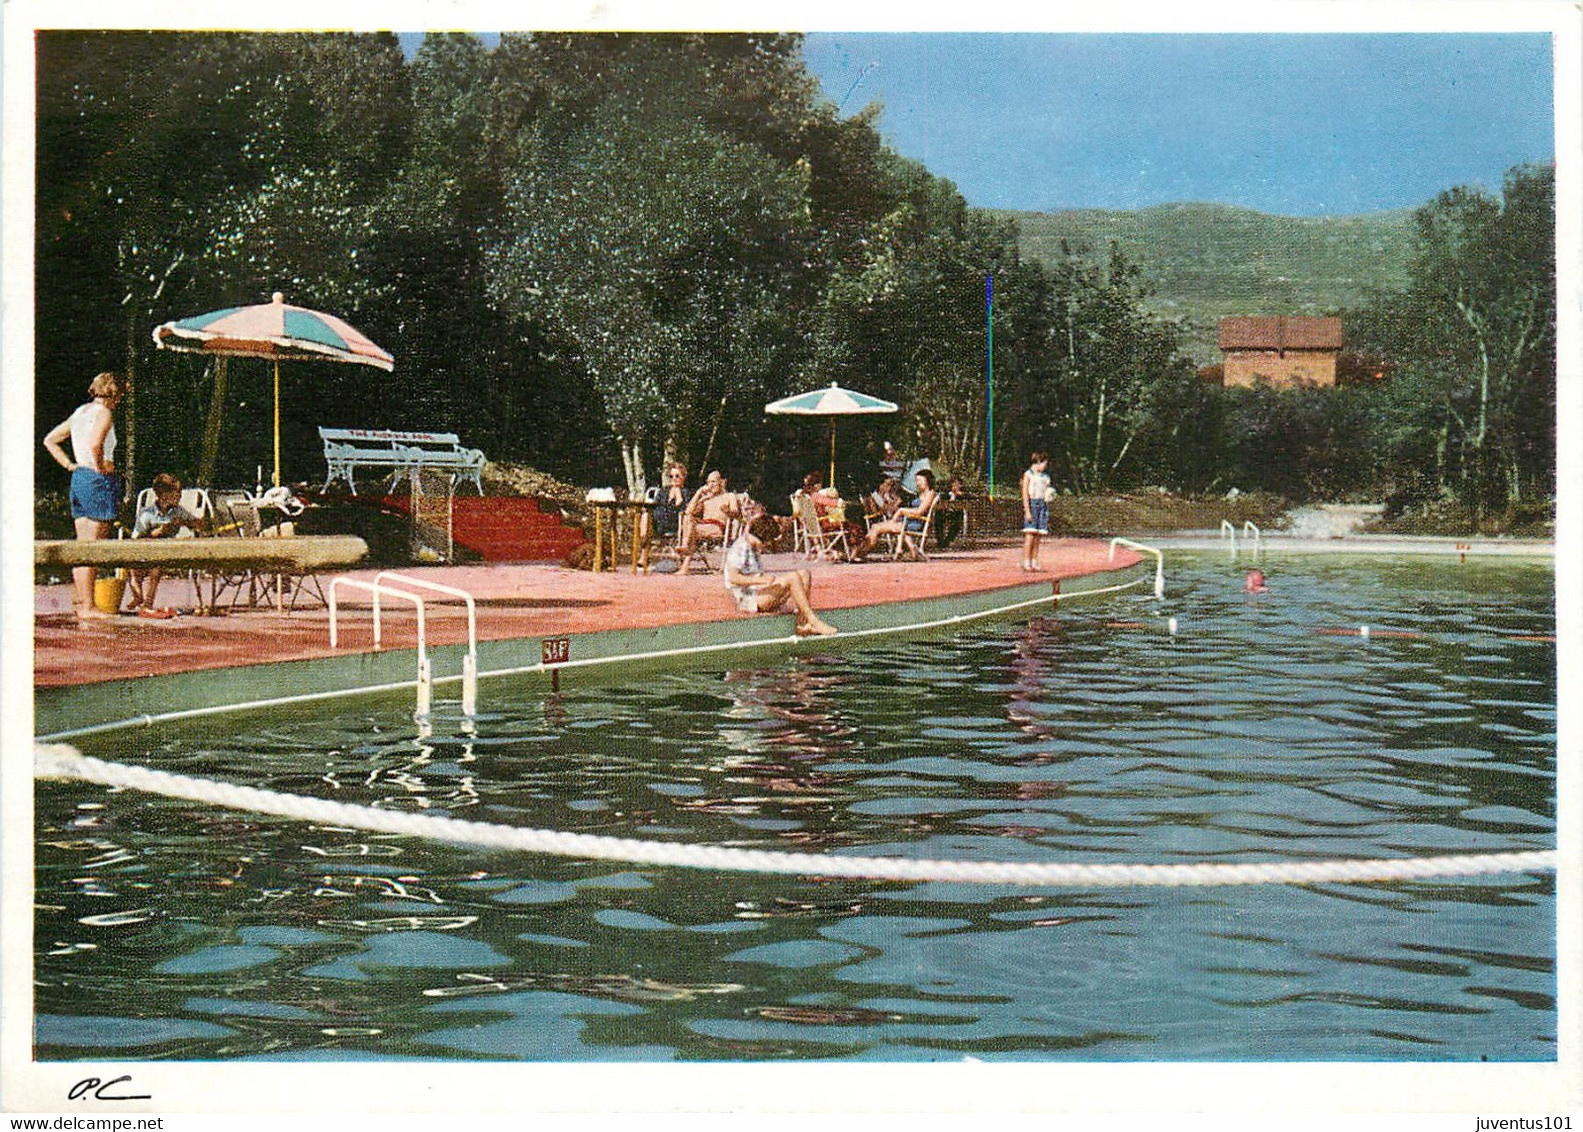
[370,33,608,481]
[483,35,820,490]
[33,31,1553,527]
[1215,384,1384,502]
[1346,164,1555,517]
[1005,202,1414,364]
[37,31,410,488]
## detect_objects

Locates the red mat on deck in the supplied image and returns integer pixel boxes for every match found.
[382,495,587,563]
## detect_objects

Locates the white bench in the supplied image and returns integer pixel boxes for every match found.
[319,427,486,495]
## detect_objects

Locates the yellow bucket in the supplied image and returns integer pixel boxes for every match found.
[93,572,127,614]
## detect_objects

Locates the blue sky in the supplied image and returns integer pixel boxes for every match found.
[799,33,1554,216]
[397,31,1554,216]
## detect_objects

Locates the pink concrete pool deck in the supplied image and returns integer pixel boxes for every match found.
[34,540,1141,690]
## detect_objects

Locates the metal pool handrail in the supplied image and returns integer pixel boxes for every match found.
[375,571,479,717]
[1220,519,1236,555]
[36,571,1155,744]
[328,576,432,720]
[1243,521,1262,556]
[1108,538,1165,599]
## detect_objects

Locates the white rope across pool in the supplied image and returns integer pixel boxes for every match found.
[34,744,1557,889]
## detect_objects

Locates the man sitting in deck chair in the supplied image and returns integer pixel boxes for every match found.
[679,469,742,574]
[724,513,838,637]
[851,468,937,561]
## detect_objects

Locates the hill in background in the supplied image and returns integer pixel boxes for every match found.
[998,202,1415,365]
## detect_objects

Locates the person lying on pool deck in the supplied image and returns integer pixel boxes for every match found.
[724,514,838,637]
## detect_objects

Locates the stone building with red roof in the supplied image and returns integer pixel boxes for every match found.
[1216,316,1345,388]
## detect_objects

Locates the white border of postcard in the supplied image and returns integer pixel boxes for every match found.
[3,0,1579,1122]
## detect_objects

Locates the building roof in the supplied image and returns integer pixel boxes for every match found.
[1219,316,1344,351]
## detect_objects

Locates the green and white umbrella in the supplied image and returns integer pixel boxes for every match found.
[153,292,393,488]
[765,382,898,486]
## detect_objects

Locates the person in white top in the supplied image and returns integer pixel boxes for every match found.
[724,513,837,637]
[43,372,124,621]
[1020,450,1051,572]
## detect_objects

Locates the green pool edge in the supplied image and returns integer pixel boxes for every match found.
[36,573,1140,739]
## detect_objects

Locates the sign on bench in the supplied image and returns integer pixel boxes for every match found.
[319,427,486,495]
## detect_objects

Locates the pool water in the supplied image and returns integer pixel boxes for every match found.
[34,553,1556,1061]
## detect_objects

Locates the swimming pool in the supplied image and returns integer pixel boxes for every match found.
[33,553,1556,1061]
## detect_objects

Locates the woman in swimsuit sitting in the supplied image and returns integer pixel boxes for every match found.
[724,513,838,637]
[851,468,937,560]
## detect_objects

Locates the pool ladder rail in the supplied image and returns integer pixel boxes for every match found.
[1221,520,1262,558]
[1108,538,1166,600]
[328,571,479,721]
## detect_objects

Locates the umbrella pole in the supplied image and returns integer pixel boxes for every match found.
[828,419,836,488]
[272,361,281,488]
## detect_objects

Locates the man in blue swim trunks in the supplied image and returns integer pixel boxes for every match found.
[43,372,123,622]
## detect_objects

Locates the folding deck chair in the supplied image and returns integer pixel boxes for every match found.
[893,496,938,561]
[796,493,849,561]
[788,491,809,556]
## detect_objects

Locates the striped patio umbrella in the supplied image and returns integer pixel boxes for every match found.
[153,292,393,487]
[765,381,898,486]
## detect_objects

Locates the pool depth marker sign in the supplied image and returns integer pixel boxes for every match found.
[542,638,571,665]
[542,636,571,690]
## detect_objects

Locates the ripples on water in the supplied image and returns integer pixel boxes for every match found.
[35,555,1556,1061]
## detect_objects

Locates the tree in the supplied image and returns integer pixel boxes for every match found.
[367,33,602,478]
[486,35,817,492]
[36,31,410,490]
[1026,243,1190,493]
[1351,164,1555,521]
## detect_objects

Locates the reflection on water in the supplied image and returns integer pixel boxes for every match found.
[35,555,1555,1061]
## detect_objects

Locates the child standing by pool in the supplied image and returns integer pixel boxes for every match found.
[1020,451,1050,571]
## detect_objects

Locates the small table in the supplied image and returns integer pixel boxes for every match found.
[244,499,313,610]
[588,499,656,574]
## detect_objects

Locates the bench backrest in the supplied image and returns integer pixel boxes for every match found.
[319,427,462,448]
[319,427,486,494]
[397,436,473,454]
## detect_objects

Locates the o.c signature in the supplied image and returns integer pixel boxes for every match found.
[68,1075,151,1102]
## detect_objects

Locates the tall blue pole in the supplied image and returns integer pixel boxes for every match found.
[986,273,994,499]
